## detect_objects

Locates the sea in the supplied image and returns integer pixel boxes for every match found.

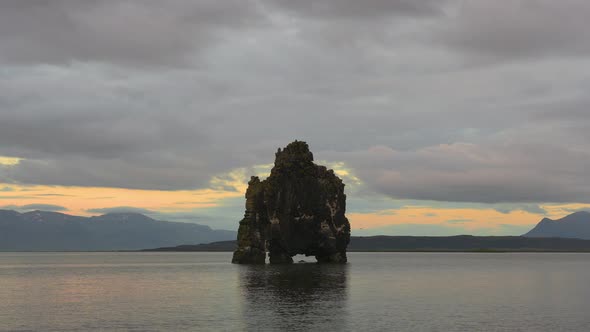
[1,252,589,331]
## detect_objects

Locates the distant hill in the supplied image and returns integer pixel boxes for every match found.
[145,235,590,252]
[7,209,590,252]
[0,210,236,251]
[524,211,590,239]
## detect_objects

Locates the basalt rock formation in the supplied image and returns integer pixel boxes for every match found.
[231,141,351,264]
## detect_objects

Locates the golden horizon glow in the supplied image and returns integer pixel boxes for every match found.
[0,164,275,217]
[0,156,21,166]
[349,208,541,231]
[2,161,588,233]
[349,203,590,232]
[0,182,243,217]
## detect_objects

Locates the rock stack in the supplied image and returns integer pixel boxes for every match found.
[232,141,350,264]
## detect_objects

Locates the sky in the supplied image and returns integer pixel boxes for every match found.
[1,0,590,235]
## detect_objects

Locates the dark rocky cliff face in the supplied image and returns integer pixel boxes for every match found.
[232,141,351,264]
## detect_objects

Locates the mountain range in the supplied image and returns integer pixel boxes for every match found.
[523,211,590,239]
[0,210,235,251]
[1,210,590,251]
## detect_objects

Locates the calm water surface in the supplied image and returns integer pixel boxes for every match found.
[0,252,589,331]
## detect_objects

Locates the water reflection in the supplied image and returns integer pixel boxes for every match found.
[239,263,349,331]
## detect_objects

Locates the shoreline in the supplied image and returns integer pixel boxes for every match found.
[3,249,590,253]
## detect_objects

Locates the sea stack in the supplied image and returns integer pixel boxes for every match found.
[232,141,351,264]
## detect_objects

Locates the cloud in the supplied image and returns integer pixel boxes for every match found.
[1,204,68,212]
[445,219,472,224]
[0,157,20,166]
[0,0,265,67]
[4,157,214,190]
[266,0,444,19]
[550,206,590,215]
[494,204,547,215]
[437,1,590,61]
[35,193,74,197]
[0,186,14,192]
[0,196,34,200]
[86,206,156,215]
[335,141,590,204]
[0,0,590,209]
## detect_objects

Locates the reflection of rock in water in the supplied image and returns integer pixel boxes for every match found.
[239,264,349,331]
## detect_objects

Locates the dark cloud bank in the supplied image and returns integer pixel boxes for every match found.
[1,0,590,204]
